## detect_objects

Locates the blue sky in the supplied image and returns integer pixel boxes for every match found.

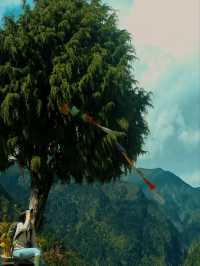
[113,0,200,186]
[0,0,199,186]
[0,0,19,18]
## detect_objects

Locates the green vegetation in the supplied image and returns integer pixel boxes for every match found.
[129,168,200,246]
[0,0,198,264]
[184,242,200,266]
[4,167,200,265]
[41,182,184,265]
[0,0,151,228]
[0,184,18,222]
[0,169,186,265]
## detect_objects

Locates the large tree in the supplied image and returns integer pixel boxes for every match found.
[0,0,151,230]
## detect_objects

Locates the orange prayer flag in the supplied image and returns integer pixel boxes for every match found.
[122,152,134,168]
[59,103,70,115]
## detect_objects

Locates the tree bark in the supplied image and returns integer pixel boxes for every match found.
[29,173,52,231]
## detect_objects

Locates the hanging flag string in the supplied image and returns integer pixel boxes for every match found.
[115,142,156,190]
[59,103,156,190]
[134,168,156,190]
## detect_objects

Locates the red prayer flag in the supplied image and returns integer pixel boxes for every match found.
[143,177,156,190]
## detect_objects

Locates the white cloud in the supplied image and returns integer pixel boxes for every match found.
[119,0,200,184]
[143,105,186,157]
[183,170,200,187]
[134,47,175,90]
[179,130,200,146]
[123,0,200,59]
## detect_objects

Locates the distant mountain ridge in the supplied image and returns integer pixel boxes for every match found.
[0,166,186,265]
[1,166,200,245]
[126,168,200,245]
[1,166,200,264]
[43,181,184,265]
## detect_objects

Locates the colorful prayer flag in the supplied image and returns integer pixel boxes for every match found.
[135,168,156,190]
[143,177,156,190]
[59,103,70,115]
[58,102,156,191]
[70,106,80,117]
[82,113,97,125]
[96,125,113,134]
[122,152,134,168]
[115,142,126,153]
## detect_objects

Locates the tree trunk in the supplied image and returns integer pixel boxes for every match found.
[29,174,52,231]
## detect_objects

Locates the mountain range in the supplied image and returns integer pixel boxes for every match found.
[0,166,200,265]
[126,168,200,245]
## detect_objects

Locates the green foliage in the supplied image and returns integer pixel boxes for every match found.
[0,184,19,222]
[0,170,187,265]
[0,0,151,186]
[184,242,200,266]
[1,93,21,126]
[31,156,41,173]
[0,222,10,237]
[37,236,88,266]
[42,182,184,265]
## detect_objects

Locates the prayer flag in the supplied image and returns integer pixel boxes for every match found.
[70,106,80,117]
[96,125,113,134]
[82,113,97,125]
[58,102,156,191]
[115,142,126,153]
[59,103,70,115]
[135,168,156,190]
[143,177,156,190]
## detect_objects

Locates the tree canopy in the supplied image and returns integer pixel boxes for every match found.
[0,0,151,226]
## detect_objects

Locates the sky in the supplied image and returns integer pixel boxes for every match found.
[0,0,199,186]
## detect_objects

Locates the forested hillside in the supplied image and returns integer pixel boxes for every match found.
[127,168,200,246]
[0,183,18,222]
[184,242,200,266]
[1,167,200,265]
[0,167,186,265]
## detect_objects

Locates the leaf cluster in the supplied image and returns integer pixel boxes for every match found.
[0,0,151,184]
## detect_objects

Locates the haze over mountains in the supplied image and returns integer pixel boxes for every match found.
[0,166,200,265]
